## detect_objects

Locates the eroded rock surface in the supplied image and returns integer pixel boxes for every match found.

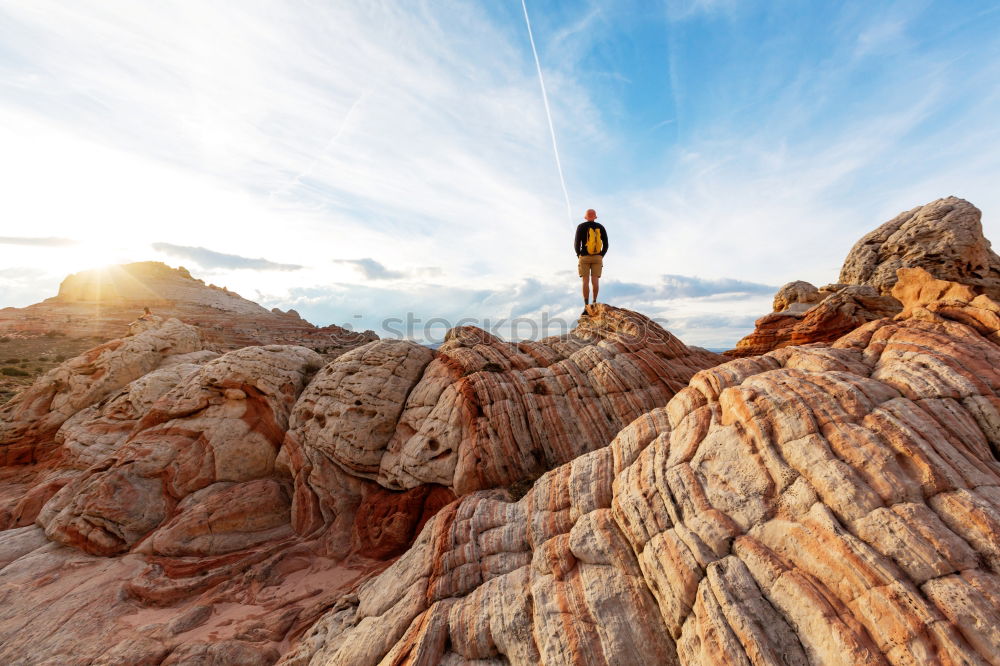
[0,305,722,664]
[283,305,722,533]
[733,197,998,356]
[840,196,1000,298]
[288,284,1000,665]
[0,318,202,464]
[38,344,323,556]
[731,284,901,357]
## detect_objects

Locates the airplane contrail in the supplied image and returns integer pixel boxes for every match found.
[520,0,573,223]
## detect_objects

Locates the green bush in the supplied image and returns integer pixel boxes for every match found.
[1,366,29,377]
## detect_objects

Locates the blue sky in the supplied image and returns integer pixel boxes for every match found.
[1,0,999,347]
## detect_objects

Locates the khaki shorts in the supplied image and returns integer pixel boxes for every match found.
[578,255,603,279]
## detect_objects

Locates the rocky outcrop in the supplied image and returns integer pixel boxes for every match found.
[289,280,1000,666]
[772,280,824,314]
[0,318,203,464]
[4,239,999,665]
[38,344,324,556]
[0,305,722,664]
[731,284,900,357]
[0,261,376,354]
[840,197,1000,298]
[732,197,997,357]
[285,306,722,512]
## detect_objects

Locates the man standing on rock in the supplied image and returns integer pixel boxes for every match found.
[574,208,609,316]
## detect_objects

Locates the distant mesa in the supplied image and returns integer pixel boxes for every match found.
[0,261,376,353]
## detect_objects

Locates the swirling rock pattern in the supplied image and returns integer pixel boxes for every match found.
[0,318,202,464]
[290,290,1000,665]
[374,306,722,494]
[38,344,324,556]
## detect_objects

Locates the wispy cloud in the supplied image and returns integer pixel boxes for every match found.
[334,258,404,280]
[152,243,302,271]
[0,0,997,346]
[0,236,78,247]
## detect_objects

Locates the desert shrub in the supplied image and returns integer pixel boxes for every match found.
[44,330,63,338]
[1,366,29,377]
[0,336,10,343]
[3,358,16,364]
[54,354,67,362]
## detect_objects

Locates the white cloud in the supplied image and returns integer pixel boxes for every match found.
[0,0,997,350]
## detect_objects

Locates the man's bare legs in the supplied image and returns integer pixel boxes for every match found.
[581,275,600,309]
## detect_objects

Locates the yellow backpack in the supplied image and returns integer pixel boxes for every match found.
[586,227,603,255]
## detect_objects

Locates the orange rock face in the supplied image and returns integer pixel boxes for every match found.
[4,253,999,664]
[730,285,901,357]
[293,287,1000,666]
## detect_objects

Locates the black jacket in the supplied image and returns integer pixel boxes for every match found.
[574,221,609,257]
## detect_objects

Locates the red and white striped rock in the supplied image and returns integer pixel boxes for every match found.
[0,318,202,464]
[292,292,1000,665]
[38,344,323,556]
[375,305,721,494]
[56,354,218,470]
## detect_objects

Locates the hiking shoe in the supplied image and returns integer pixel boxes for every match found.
[581,308,589,317]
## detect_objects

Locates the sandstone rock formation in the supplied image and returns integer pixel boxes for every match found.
[0,305,722,664]
[286,274,1000,666]
[286,306,722,503]
[732,197,996,357]
[731,284,900,357]
[0,318,203,465]
[3,238,999,664]
[0,261,376,354]
[38,344,324,556]
[840,196,1000,298]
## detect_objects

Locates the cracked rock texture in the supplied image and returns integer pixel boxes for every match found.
[840,196,1000,298]
[287,272,1000,666]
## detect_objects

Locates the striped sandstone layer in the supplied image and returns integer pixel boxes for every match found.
[0,305,721,664]
[283,269,1000,665]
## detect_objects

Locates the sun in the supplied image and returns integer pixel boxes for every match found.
[61,242,137,276]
